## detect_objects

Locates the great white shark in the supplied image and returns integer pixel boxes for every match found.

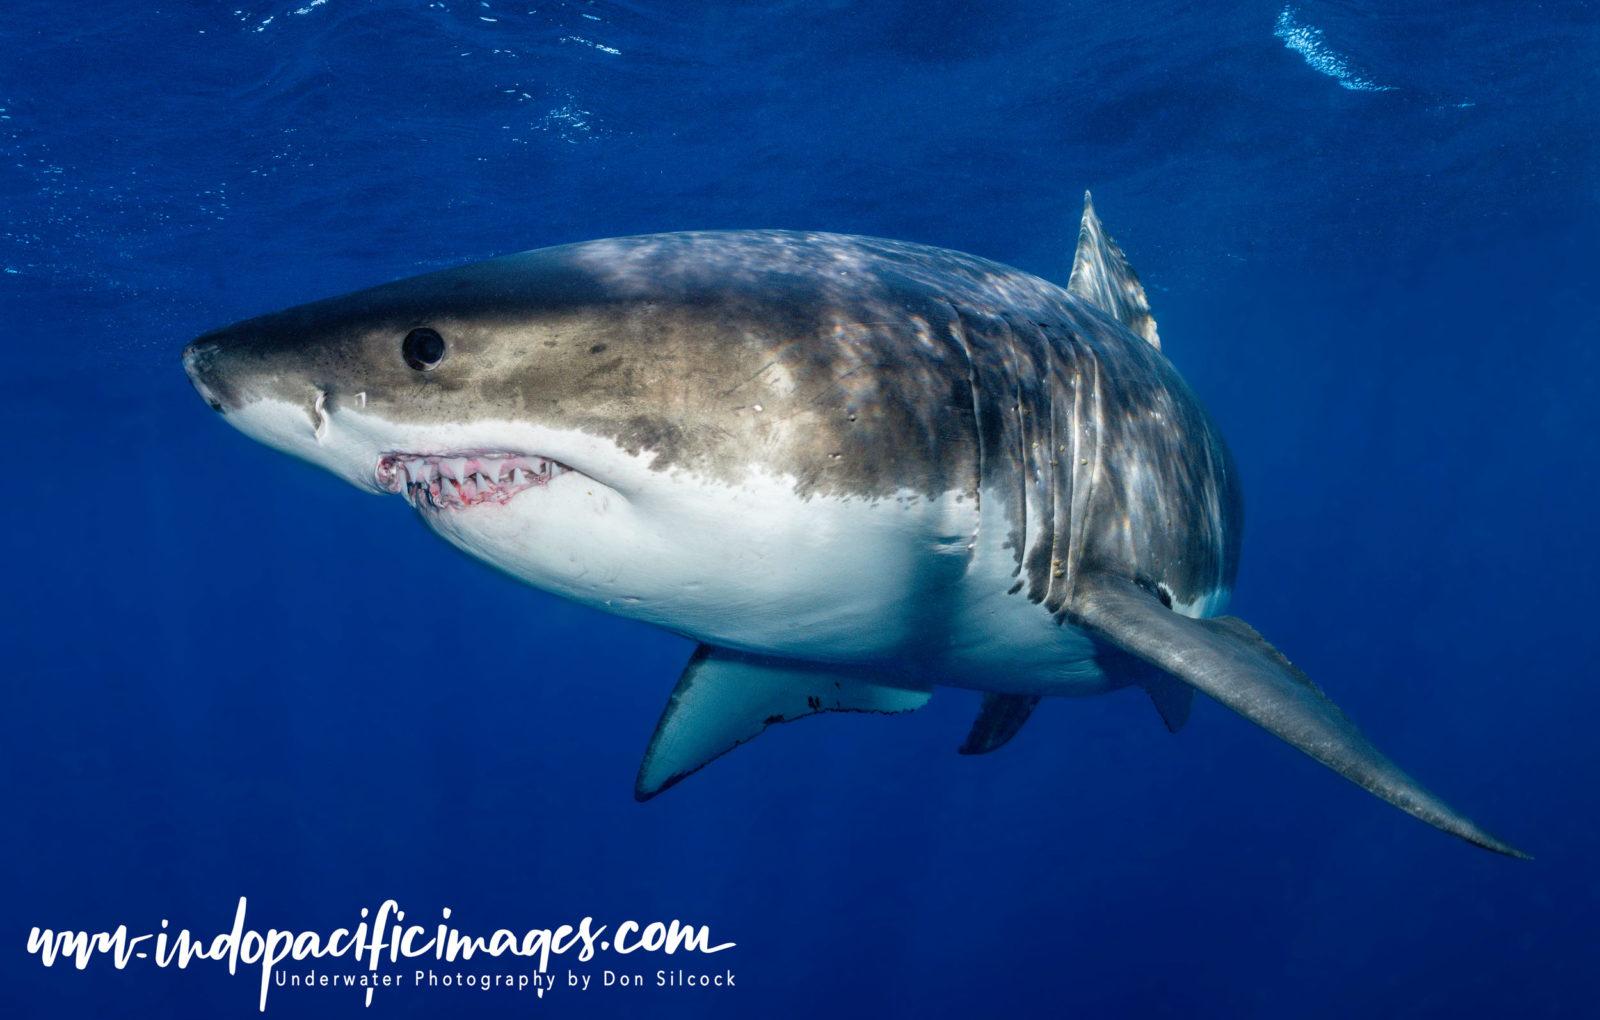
[182,194,1524,856]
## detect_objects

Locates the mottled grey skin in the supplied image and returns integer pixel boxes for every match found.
[190,229,1239,615]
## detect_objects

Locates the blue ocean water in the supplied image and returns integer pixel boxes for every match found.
[4,1,1598,1016]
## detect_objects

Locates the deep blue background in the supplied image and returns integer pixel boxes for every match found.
[4,1,1598,1016]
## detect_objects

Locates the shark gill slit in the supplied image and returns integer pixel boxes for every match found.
[1212,433,1233,601]
[1059,340,1102,618]
[1013,316,1053,605]
[1084,351,1105,596]
[1030,320,1060,606]
[1011,347,1028,585]
[1042,329,1075,617]
[983,310,1027,590]
[1039,324,1065,611]
[944,302,986,566]
[1056,358,1084,620]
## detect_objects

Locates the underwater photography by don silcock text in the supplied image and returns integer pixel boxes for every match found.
[4,1,1599,1017]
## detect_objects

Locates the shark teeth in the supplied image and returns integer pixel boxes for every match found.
[375,452,572,511]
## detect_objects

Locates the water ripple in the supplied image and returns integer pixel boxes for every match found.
[1274,5,1394,93]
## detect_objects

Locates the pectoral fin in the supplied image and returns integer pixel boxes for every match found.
[635,645,929,800]
[1070,572,1526,857]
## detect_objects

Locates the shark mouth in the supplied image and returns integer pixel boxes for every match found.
[375,453,571,511]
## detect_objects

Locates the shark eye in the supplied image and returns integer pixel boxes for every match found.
[402,327,446,371]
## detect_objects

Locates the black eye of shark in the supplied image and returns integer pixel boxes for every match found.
[402,327,446,370]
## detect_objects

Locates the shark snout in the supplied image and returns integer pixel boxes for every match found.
[182,340,228,413]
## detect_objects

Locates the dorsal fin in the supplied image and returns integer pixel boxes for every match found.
[1068,191,1160,349]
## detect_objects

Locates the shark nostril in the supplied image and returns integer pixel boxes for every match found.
[182,341,212,374]
[182,341,227,413]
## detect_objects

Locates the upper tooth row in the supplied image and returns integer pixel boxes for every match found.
[399,455,554,486]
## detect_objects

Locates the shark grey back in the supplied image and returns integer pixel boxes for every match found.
[182,194,1524,857]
